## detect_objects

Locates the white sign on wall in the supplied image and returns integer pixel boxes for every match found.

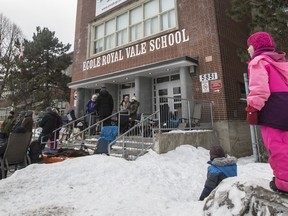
[201,80,210,93]
[199,72,218,82]
[96,0,127,16]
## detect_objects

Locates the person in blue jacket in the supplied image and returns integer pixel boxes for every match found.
[86,94,98,135]
[199,145,237,201]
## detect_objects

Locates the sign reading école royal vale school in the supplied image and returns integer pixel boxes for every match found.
[83,29,190,72]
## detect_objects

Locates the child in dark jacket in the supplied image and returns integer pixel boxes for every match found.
[199,145,237,201]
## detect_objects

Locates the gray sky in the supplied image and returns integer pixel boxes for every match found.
[0,0,77,50]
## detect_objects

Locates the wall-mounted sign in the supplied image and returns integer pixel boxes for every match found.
[96,0,127,16]
[210,80,222,89]
[199,73,218,82]
[83,29,190,71]
[201,80,209,93]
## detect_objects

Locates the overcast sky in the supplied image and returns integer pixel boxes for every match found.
[0,0,77,51]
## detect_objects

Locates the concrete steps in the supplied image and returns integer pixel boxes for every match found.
[66,135,153,160]
[111,136,153,160]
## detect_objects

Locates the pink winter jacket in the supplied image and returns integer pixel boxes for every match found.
[247,52,288,130]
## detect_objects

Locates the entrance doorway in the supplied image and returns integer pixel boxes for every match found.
[154,74,181,120]
[119,83,135,108]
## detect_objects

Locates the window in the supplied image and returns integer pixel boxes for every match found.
[121,83,135,89]
[173,87,181,94]
[91,0,177,55]
[160,0,176,31]
[94,24,104,53]
[105,19,116,50]
[159,89,168,96]
[130,6,143,42]
[171,74,180,81]
[157,76,169,83]
[144,0,159,36]
[117,13,128,46]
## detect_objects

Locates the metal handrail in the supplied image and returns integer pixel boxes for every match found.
[40,112,94,146]
[156,96,213,131]
[108,110,160,160]
[65,110,123,145]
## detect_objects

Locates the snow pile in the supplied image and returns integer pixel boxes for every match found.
[0,145,279,216]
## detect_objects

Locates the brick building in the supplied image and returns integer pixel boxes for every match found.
[69,0,252,156]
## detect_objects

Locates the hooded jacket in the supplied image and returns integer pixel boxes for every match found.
[247,52,288,130]
[199,156,237,201]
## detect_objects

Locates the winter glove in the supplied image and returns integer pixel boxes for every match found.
[245,105,258,125]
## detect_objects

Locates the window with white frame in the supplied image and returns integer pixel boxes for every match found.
[130,6,143,42]
[117,12,128,46]
[91,0,177,55]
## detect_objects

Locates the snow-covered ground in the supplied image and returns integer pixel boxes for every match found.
[0,145,272,216]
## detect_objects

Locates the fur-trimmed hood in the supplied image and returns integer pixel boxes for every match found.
[209,156,237,166]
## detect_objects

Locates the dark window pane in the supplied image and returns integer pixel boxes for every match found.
[174,95,181,102]
[173,87,181,94]
[157,76,169,83]
[160,97,168,103]
[174,103,182,109]
[121,83,134,89]
[158,89,168,96]
[171,74,180,81]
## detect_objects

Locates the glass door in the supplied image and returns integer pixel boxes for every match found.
[154,74,181,121]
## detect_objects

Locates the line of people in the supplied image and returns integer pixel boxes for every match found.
[85,86,140,135]
[119,95,140,133]
[85,86,114,135]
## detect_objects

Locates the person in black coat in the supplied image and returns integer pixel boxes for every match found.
[38,107,59,150]
[95,86,114,126]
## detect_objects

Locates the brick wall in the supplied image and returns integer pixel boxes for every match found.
[72,0,249,121]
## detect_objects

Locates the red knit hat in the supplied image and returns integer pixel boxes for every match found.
[210,145,225,160]
[247,32,275,51]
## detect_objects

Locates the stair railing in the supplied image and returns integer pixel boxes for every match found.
[39,112,93,147]
[108,110,160,160]
[64,110,124,146]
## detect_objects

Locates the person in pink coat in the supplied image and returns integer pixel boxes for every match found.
[246,31,288,194]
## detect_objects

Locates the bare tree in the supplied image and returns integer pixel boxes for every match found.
[0,13,23,99]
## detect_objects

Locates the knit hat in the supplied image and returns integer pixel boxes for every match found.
[247,32,275,51]
[210,145,225,160]
[132,96,137,101]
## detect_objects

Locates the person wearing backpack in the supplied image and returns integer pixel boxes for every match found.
[246,31,288,194]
